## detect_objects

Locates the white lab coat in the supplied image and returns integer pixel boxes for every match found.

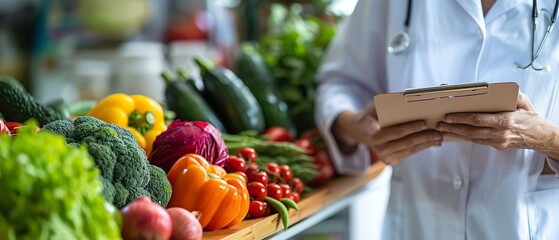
[315,0,559,239]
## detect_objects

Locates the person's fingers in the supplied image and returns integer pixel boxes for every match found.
[442,132,520,150]
[357,102,378,120]
[380,140,442,165]
[374,130,442,157]
[442,112,512,128]
[436,122,497,139]
[516,92,536,111]
[372,121,428,144]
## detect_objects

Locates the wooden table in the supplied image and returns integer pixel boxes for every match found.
[203,162,386,240]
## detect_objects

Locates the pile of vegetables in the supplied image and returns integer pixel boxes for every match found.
[41,116,172,209]
[225,147,301,230]
[223,132,319,184]
[0,121,121,239]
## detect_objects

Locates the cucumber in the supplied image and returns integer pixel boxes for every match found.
[161,71,227,132]
[0,76,66,126]
[235,42,296,135]
[194,56,265,134]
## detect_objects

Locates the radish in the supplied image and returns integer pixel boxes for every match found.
[120,196,173,240]
[166,208,203,240]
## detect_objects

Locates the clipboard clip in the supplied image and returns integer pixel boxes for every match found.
[404,82,489,102]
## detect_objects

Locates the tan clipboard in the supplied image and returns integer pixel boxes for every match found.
[373,82,519,129]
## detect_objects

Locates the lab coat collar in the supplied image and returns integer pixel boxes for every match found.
[455,0,531,26]
[485,0,531,23]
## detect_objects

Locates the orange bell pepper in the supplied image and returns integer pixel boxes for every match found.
[88,93,166,156]
[167,154,250,230]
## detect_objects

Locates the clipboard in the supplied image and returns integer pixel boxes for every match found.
[373,82,519,129]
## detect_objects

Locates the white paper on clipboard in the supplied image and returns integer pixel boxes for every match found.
[373,82,519,129]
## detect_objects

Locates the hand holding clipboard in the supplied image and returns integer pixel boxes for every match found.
[373,82,519,129]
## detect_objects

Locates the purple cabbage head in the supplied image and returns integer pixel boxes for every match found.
[149,120,229,172]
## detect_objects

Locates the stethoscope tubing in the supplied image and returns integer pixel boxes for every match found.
[389,0,559,72]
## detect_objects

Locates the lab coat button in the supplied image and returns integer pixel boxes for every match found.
[453,176,463,190]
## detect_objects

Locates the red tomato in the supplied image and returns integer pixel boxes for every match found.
[246,164,260,175]
[267,183,283,200]
[227,155,247,172]
[248,200,267,218]
[262,126,293,142]
[236,171,248,182]
[265,162,281,183]
[247,170,268,186]
[247,182,267,202]
[290,177,304,194]
[279,183,292,197]
[279,165,292,183]
[238,147,257,162]
[288,192,301,203]
[306,151,336,188]
[293,138,319,156]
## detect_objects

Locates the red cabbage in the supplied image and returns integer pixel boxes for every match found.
[149,120,228,172]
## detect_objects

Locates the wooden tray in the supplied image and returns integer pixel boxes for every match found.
[203,162,386,240]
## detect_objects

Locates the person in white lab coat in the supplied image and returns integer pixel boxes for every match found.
[315,0,559,239]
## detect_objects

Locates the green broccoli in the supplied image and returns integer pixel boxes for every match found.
[146,165,173,207]
[42,116,172,208]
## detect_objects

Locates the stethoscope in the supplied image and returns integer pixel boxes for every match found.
[387,0,412,55]
[387,0,559,72]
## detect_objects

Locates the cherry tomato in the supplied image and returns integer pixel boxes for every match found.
[247,182,267,202]
[291,177,304,194]
[279,165,293,183]
[307,151,336,188]
[267,183,283,200]
[265,162,281,183]
[286,192,301,203]
[247,170,268,186]
[236,171,248,182]
[227,155,247,172]
[262,126,293,142]
[264,201,271,216]
[248,200,267,218]
[246,164,260,175]
[279,183,292,197]
[238,147,257,162]
[293,138,319,156]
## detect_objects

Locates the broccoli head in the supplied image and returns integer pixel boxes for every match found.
[41,116,171,209]
[146,165,172,207]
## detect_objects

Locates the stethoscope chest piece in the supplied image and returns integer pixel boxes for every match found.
[387,31,411,54]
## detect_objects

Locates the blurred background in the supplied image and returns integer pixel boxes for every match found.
[0,0,357,103]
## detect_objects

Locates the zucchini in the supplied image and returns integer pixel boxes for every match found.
[161,71,227,132]
[194,56,265,133]
[235,42,296,135]
[0,76,66,126]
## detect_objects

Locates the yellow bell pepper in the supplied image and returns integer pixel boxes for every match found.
[88,93,166,156]
[166,153,250,230]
